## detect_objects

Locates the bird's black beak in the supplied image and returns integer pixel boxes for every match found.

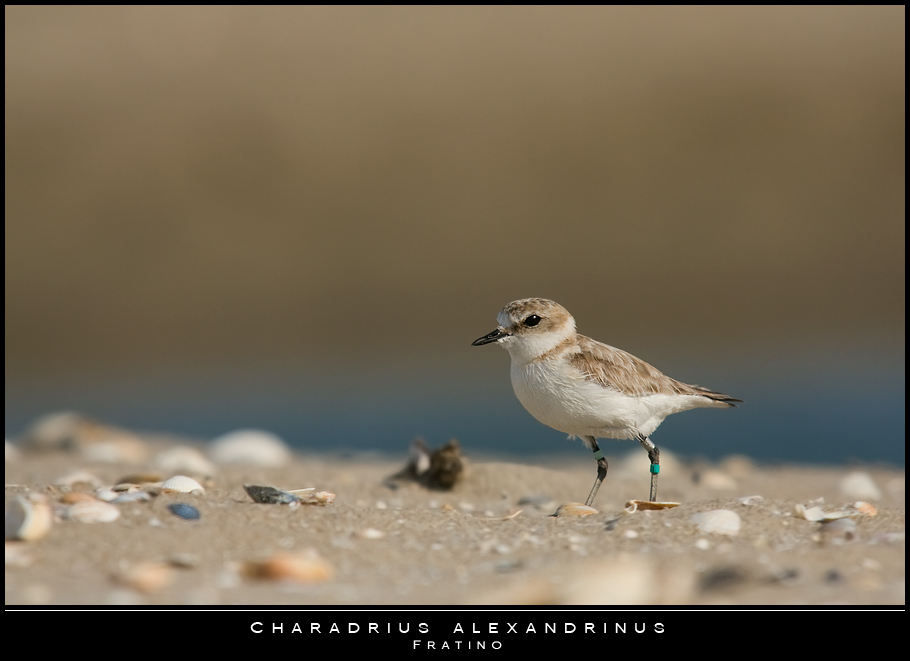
[472,328,510,346]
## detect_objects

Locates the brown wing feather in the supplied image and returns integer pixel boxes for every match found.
[568,335,740,404]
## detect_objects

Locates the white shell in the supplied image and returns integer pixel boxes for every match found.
[60,499,121,523]
[839,471,882,501]
[155,446,216,476]
[690,509,741,536]
[552,502,598,517]
[208,429,292,467]
[94,489,120,502]
[5,495,53,541]
[112,491,152,504]
[794,504,826,521]
[794,502,874,522]
[160,475,205,494]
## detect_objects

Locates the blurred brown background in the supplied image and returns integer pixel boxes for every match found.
[5,6,904,463]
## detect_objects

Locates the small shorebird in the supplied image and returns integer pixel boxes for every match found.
[472,298,740,506]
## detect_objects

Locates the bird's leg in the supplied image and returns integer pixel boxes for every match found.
[584,437,609,507]
[636,432,660,502]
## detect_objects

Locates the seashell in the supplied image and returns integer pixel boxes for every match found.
[94,489,120,502]
[552,502,598,517]
[854,501,878,516]
[159,475,205,494]
[112,491,152,504]
[794,503,826,521]
[839,471,882,501]
[53,470,103,489]
[244,484,301,504]
[242,550,333,583]
[59,492,99,504]
[5,495,53,541]
[796,502,876,522]
[116,562,175,593]
[737,495,764,506]
[111,483,142,493]
[244,485,334,506]
[155,446,216,476]
[60,499,121,523]
[208,429,292,467]
[167,503,200,520]
[624,500,680,514]
[306,491,335,505]
[690,509,741,536]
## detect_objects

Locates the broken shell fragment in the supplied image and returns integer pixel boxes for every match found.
[59,499,121,523]
[244,485,301,504]
[552,502,598,517]
[854,501,878,516]
[307,491,335,505]
[159,476,205,495]
[690,509,741,536]
[794,502,877,522]
[244,485,335,506]
[794,503,827,521]
[624,500,681,514]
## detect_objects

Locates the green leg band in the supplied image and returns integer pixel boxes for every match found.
[593,449,605,460]
[650,464,660,474]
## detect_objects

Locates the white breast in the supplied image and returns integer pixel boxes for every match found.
[510,358,709,440]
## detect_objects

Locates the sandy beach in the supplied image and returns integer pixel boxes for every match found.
[5,429,904,607]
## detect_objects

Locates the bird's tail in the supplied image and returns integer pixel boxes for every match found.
[692,386,742,407]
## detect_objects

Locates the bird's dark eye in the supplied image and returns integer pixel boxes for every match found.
[523,315,542,327]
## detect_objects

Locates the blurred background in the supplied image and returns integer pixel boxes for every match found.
[5,6,904,465]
